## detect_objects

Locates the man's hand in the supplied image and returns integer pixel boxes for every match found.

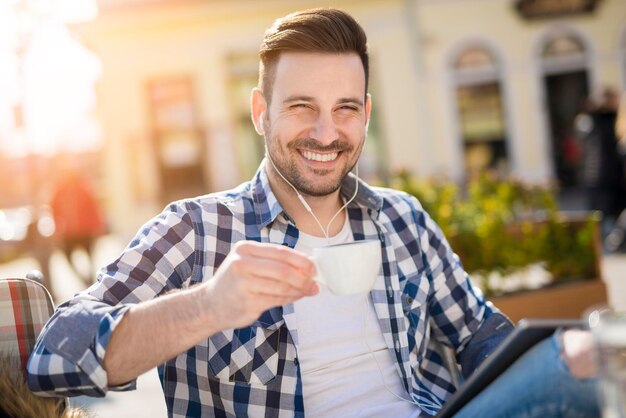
[561,329,597,379]
[104,241,318,386]
[200,241,319,330]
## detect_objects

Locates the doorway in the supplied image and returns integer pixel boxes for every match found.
[544,70,589,189]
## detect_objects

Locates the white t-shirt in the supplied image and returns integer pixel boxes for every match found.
[292,216,421,418]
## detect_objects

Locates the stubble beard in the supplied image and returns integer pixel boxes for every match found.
[264,130,362,198]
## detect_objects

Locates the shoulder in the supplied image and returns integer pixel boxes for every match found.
[163,181,254,219]
[371,186,427,221]
[369,187,445,242]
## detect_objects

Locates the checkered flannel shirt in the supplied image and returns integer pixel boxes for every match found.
[27,161,509,417]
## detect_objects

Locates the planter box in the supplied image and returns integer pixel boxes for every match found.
[489,278,608,324]
[476,211,607,323]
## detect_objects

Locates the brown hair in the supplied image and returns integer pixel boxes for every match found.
[258,8,369,103]
[0,354,92,418]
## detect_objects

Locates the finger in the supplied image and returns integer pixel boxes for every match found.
[247,273,319,299]
[235,241,315,274]
[245,276,307,297]
[241,257,315,292]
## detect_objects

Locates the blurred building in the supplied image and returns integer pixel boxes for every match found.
[68,0,625,239]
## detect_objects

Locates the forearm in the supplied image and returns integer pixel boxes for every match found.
[28,239,316,393]
[104,284,218,386]
[27,281,221,393]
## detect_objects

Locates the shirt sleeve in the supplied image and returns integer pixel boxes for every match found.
[27,301,133,397]
[456,311,513,378]
[27,201,199,396]
[412,197,513,361]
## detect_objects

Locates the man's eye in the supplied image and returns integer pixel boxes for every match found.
[339,105,359,111]
[290,104,309,109]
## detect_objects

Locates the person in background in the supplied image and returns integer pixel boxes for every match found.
[616,91,626,150]
[604,91,626,252]
[578,88,625,239]
[29,8,600,418]
[50,161,106,286]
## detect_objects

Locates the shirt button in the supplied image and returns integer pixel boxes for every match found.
[394,340,401,352]
[406,296,414,305]
[387,286,393,297]
[294,357,299,367]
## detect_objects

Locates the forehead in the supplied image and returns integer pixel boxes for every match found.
[270,52,366,101]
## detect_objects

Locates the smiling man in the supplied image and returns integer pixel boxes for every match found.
[254,50,369,237]
[27,8,599,418]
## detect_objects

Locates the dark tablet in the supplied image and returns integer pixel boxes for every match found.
[435,318,584,418]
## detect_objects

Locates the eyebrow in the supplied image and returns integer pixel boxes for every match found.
[283,95,364,107]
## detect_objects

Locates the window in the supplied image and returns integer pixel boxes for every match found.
[542,34,585,57]
[227,53,265,181]
[147,77,206,204]
[539,31,589,188]
[541,33,587,74]
[359,64,388,185]
[452,46,508,178]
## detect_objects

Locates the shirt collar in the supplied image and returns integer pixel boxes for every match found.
[251,159,383,229]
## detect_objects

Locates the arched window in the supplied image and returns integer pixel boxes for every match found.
[452,46,508,178]
[227,52,265,181]
[541,33,587,74]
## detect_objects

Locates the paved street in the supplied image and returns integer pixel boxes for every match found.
[1,234,624,417]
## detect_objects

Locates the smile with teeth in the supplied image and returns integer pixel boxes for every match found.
[302,151,339,162]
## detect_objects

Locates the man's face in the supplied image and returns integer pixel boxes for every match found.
[262,52,370,197]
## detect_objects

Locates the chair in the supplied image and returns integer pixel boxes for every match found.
[0,272,68,417]
[0,272,54,377]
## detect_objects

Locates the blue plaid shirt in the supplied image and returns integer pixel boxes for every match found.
[28,161,512,417]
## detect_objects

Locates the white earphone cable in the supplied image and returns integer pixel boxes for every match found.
[265,145,359,243]
[262,116,430,409]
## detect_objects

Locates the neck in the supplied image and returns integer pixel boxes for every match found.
[265,163,346,238]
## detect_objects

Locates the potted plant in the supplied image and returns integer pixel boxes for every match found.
[392,171,607,323]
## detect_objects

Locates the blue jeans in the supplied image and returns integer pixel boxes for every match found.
[455,332,600,418]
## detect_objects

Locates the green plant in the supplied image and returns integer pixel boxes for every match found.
[392,171,599,296]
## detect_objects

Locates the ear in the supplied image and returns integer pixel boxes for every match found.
[251,88,267,136]
[365,93,372,133]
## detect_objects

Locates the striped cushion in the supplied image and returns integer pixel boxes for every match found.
[0,278,54,377]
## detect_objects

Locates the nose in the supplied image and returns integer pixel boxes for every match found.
[309,112,337,146]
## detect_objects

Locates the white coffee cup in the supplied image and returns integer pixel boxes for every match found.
[311,239,382,295]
